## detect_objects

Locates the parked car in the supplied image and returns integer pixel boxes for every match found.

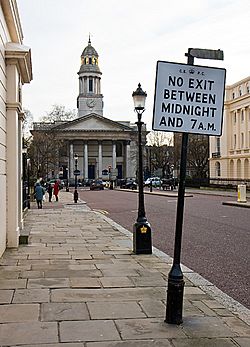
[120,178,137,190]
[90,179,104,190]
[104,181,111,188]
[68,178,82,187]
[83,179,93,187]
[144,177,161,187]
[161,178,175,190]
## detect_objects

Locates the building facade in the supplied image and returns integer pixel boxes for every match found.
[209,77,250,182]
[0,0,32,257]
[32,39,145,182]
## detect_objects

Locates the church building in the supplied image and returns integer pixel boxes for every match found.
[32,39,147,182]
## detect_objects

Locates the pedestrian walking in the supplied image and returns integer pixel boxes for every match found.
[34,182,45,209]
[53,180,60,202]
[47,183,53,202]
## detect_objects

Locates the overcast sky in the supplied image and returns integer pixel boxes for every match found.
[18,0,250,128]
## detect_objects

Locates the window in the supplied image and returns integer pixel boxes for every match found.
[216,137,221,153]
[232,92,235,99]
[247,85,250,93]
[234,134,236,149]
[239,88,242,97]
[215,162,221,177]
[89,57,92,65]
[116,142,123,157]
[241,133,244,148]
[234,112,237,123]
[89,78,93,92]
[241,110,244,122]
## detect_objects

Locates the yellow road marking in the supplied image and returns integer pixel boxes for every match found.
[93,209,109,215]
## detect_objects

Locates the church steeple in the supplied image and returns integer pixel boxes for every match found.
[77,39,103,117]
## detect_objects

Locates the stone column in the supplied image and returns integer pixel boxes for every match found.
[6,64,21,248]
[84,77,87,93]
[125,141,131,178]
[98,141,102,178]
[69,143,74,178]
[79,78,82,93]
[6,105,19,247]
[84,142,88,179]
[244,107,248,149]
[112,141,116,170]
[18,113,24,230]
[94,77,97,94]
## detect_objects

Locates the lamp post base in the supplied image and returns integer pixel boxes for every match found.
[165,264,185,325]
[74,190,78,203]
[133,219,152,254]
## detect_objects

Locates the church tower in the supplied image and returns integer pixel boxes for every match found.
[77,37,103,117]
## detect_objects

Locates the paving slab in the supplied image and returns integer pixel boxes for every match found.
[115,318,186,339]
[11,344,84,347]
[59,320,121,342]
[182,316,236,337]
[233,337,250,347]
[51,287,166,302]
[0,303,39,322]
[0,322,58,345]
[13,288,50,303]
[0,278,27,289]
[27,277,70,288]
[0,289,14,303]
[100,276,134,288]
[130,275,166,287]
[139,299,166,318]
[171,338,237,347]
[87,301,146,319]
[86,341,172,347]
[70,277,102,288]
[41,302,89,321]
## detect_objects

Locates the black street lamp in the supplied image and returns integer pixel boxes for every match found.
[132,83,152,254]
[74,154,78,203]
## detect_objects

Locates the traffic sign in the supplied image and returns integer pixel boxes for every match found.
[189,48,224,61]
[152,61,226,136]
[74,169,80,176]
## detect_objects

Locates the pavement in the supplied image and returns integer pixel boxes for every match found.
[0,191,249,346]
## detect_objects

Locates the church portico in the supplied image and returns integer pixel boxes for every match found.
[64,136,134,181]
[31,38,148,184]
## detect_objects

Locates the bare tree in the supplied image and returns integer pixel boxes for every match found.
[146,131,174,177]
[22,108,33,139]
[28,131,64,180]
[174,133,209,178]
[187,135,209,178]
[147,131,172,147]
[40,104,77,123]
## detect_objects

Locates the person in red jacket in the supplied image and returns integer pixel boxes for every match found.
[53,180,60,202]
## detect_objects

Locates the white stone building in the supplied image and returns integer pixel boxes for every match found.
[0,0,32,257]
[209,76,250,182]
[32,39,146,182]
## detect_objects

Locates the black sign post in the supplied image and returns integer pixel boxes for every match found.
[165,49,224,325]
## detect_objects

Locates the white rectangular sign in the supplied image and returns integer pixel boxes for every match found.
[152,61,226,135]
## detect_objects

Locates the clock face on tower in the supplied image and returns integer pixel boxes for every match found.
[86,98,96,108]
